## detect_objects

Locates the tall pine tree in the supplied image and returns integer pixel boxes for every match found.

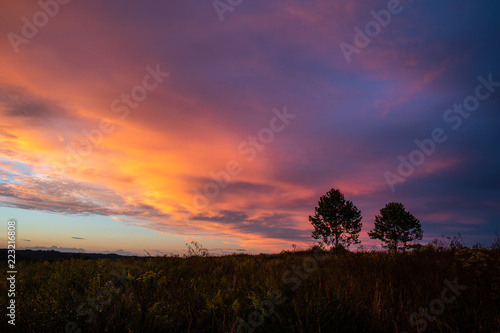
[310,188,362,249]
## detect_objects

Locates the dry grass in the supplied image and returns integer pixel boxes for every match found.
[1,240,499,332]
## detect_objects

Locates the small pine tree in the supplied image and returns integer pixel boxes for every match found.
[368,202,422,252]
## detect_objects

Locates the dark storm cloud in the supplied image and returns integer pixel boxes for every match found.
[192,210,309,241]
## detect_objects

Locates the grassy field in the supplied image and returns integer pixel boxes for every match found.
[2,239,499,333]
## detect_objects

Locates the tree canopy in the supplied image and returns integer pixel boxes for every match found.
[310,188,362,249]
[368,202,423,252]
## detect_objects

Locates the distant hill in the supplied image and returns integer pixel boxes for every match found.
[0,248,141,261]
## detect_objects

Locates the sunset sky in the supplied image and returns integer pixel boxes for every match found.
[1,0,499,255]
